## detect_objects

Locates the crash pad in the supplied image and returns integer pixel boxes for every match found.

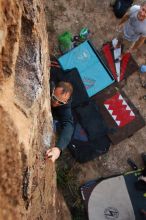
[58,41,115,97]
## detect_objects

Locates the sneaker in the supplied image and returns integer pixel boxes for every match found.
[127,158,138,170]
[141,152,146,167]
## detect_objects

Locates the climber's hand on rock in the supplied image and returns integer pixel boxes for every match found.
[46,147,61,162]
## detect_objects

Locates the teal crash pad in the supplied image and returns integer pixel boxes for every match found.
[58,41,115,97]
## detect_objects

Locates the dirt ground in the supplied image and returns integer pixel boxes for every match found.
[45,0,146,219]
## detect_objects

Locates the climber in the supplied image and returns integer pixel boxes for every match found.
[46,81,74,162]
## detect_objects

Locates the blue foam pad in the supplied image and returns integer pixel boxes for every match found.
[58,41,114,97]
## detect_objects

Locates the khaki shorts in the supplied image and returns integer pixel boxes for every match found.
[115,30,135,52]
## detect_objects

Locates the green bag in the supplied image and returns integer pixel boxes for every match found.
[58,31,73,53]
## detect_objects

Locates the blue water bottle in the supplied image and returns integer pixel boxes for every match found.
[140,65,146,73]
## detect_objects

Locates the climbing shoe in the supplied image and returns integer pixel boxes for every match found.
[127,158,138,170]
[141,152,146,167]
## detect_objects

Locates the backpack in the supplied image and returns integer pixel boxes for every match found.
[113,0,133,18]
[68,139,110,163]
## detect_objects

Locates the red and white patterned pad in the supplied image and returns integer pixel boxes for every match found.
[104,93,135,127]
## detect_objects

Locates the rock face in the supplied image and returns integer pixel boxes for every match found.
[0,0,71,219]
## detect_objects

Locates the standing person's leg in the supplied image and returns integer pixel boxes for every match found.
[113,28,129,61]
[114,28,124,49]
[114,25,138,60]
